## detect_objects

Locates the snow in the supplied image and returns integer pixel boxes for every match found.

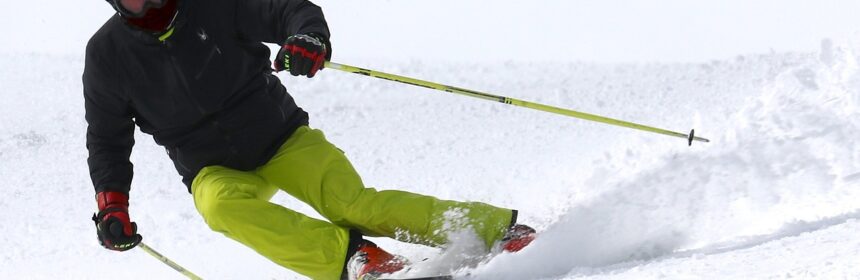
[470,40,860,279]
[3,1,860,63]
[2,1,860,279]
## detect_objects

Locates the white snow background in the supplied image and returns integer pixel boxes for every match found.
[1,0,860,279]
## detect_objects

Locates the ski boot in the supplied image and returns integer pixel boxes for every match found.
[347,241,409,280]
[500,224,537,252]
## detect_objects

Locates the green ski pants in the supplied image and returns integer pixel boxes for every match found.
[191,126,515,279]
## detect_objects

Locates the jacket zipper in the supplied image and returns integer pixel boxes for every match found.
[194,46,219,80]
[165,41,206,115]
[164,41,240,162]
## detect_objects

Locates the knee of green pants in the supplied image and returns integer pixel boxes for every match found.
[192,166,278,230]
[255,126,366,223]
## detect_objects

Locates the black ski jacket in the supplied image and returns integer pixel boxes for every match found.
[83,0,330,193]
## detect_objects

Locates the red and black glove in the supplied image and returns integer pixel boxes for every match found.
[274,33,329,78]
[91,191,142,251]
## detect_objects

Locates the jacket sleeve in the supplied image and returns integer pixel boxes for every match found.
[83,44,135,195]
[234,0,331,47]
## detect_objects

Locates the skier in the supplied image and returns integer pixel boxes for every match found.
[85,0,535,279]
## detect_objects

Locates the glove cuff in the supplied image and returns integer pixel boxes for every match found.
[96,191,129,211]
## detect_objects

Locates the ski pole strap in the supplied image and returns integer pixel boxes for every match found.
[324,61,710,145]
[138,242,203,280]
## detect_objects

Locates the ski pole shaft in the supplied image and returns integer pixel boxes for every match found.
[138,242,203,280]
[324,61,710,145]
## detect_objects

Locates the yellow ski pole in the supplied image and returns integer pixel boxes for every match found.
[324,61,710,145]
[138,242,203,280]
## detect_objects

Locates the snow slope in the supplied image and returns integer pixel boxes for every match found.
[2,37,859,279]
[3,0,860,63]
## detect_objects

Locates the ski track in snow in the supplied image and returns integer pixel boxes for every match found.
[1,40,859,279]
[466,39,860,279]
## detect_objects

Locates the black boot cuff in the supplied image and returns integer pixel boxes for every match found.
[340,229,365,280]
